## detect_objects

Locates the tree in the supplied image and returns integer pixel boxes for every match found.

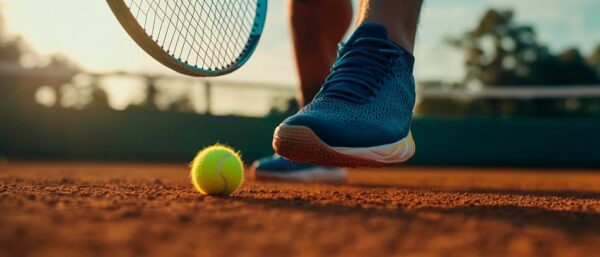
[589,45,600,79]
[417,8,600,117]
[0,5,83,111]
[448,9,599,86]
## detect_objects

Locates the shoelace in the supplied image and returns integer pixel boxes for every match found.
[321,37,404,104]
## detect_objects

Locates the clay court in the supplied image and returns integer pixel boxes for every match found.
[1,162,599,257]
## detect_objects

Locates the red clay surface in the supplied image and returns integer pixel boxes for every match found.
[1,162,600,257]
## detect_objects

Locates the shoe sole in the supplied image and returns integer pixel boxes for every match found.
[273,124,415,168]
[251,164,347,183]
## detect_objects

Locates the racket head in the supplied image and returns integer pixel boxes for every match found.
[107,0,268,77]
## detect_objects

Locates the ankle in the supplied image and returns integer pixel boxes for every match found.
[390,32,415,54]
[356,21,415,53]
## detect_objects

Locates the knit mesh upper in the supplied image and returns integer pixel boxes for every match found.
[282,23,416,148]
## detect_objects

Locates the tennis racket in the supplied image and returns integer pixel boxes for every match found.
[107,0,268,77]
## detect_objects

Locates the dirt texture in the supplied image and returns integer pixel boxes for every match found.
[1,162,600,257]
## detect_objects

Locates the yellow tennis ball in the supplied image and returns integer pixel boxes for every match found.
[190,145,244,195]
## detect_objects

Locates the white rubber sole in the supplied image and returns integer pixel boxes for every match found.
[331,131,416,164]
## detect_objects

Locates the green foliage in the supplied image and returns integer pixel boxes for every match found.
[449,9,599,86]
[418,8,600,118]
[0,6,81,112]
[588,45,600,78]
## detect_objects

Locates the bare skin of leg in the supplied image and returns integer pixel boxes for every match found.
[357,0,424,54]
[290,0,423,107]
[289,0,353,106]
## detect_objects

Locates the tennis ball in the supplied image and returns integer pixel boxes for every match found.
[190,145,244,195]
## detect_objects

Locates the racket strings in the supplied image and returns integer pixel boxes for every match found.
[127,0,259,71]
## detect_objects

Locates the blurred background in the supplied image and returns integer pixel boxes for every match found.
[0,0,599,167]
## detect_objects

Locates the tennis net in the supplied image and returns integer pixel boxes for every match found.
[415,85,600,117]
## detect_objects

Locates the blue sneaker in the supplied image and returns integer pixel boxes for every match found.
[273,23,416,167]
[251,155,347,182]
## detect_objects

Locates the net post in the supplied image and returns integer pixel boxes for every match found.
[205,81,212,115]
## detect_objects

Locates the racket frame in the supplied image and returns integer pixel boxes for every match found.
[107,0,268,77]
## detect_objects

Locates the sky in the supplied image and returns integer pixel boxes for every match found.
[1,0,600,87]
